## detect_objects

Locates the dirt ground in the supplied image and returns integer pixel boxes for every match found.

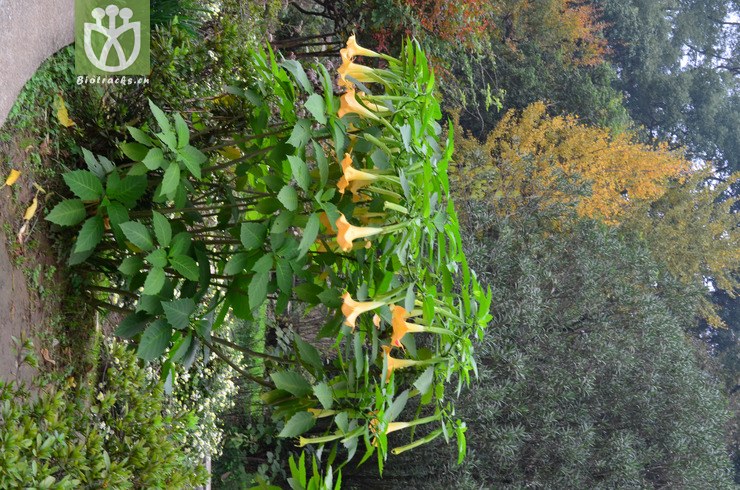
[0,135,85,384]
[0,184,44,384]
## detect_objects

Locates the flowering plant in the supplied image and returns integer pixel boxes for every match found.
[46,34,491,481]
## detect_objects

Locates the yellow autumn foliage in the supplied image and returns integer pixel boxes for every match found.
[450,102,689,224]
[621,168,740,327]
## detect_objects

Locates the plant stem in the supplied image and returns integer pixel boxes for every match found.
[211,336,297,365]
[201,337,275,389]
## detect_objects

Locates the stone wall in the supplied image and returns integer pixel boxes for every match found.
[0,0,74,127]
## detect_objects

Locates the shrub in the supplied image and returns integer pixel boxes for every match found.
[0,341,208,489]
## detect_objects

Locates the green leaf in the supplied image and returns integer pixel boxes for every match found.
[272,210,295,234]
[224,252,250,275]
[252,254,274,274]
[295,333,323,373]
[145,248,168,268]
[276,259,293,291]
[386,390,409,422]
[298,213,320,258]
[173,113,190,148]
[162,298,196,330]
[63,170,103,201]
[127,162,149,176]
[278,185,299,211]
[171,332,193,363]
[178,145,206,180]
[151,211,172,247]
[295,282,323,304]
[98,155,115,174]
[74,216,104,253]
[271,371,313,397]
[106,201,129,243]
[413,367,434,396]
[82,148,105,179]
[118,256,144,276]
[142,267,166,295]
[115,312,149,339]
[157,131,178,152]
[120,221,154,251]
[287,155,311,191]
[107,174,147,205]
[142,147,166,170]
[280,60,313,93]
[46,199,86,226]
[256,197,282,215]
[121,142,149,162]
[317,288,342,308]
[170,255,199,281]
[160,161,181,197]
[313,382,333,410]
[149,99,172,134]
[137,294,163,315]
[137,319,172,361]
[249,271,269,311]
[240,222,267,250]
[287,119,312,149]
[127,126,153,146]
[169,232,192,257]
[279,411,316,438]
[404,285,416,313]
[305,93,327,124]
[68,248,94,266]
[313,141,329,188]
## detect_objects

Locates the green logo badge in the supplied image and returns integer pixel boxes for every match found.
[75,0,150,76]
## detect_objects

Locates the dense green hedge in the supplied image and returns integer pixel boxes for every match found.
[0,341,208,489]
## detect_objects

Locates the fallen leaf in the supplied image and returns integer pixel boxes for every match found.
[3,169,21,187]
[55,93,76,128]
[23,196,38,220]
[17,221,28,244]
[40,348,56,365]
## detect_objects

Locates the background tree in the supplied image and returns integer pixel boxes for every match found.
[620,169,740,328]
[593,0,740,176]
[363,210,734,488]
[449,102,687,224]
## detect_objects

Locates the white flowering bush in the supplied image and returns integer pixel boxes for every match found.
[171,350,239,462]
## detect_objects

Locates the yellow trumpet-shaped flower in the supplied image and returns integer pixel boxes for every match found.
[340,152,353,171]
[336,153,376,197]
[338,88,390,120]
[342,292,385,330]
[337,175,374,199]
[342,153,380,184]
[335,213,382,252]
[382,345,427,381]
[345,35,381,59]
[369,418,414,446]
[338,58,378,88]
[390,305,427,349]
